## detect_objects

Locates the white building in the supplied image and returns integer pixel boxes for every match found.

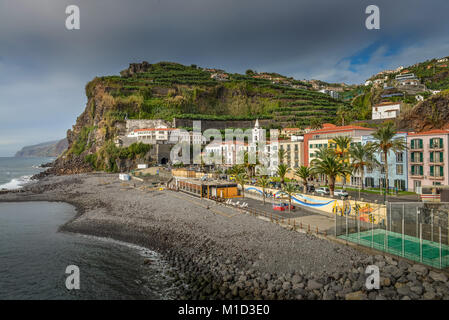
[127,125,172,143]
[372,102,402,120]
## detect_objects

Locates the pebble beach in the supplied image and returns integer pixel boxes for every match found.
[1,173,449,300]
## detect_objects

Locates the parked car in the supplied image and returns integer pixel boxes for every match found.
[334,189,349,198]
[306,185,315,193]
[315,187,330,195]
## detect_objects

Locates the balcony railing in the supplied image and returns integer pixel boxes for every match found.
[429,144,444,150]
[410,158,423,164]
[429,175,444,180]
[409,171,424,178]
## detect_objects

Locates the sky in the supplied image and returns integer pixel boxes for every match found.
[0,0,449,156]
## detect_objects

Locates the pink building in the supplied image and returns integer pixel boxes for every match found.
[407,130,449,192]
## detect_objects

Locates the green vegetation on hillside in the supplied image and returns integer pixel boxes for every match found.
[87,62,347,126]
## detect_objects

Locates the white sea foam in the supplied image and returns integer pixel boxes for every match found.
[0,175,33,190]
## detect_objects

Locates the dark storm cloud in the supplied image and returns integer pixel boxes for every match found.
[1,0,449,155]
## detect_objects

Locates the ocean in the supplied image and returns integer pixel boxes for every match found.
[0,158,181,300]
[0,157,55,190]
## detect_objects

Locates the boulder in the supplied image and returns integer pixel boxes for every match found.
[345,291,367,300]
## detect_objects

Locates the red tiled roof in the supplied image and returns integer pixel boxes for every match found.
[375,102,401,107]
[408,129,449,136]
[134,128,174,132]
[307,124,374,135]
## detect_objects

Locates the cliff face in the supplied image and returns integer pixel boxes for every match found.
[46,61,345,175]
[15,139,68,158]
[397,90,449,132]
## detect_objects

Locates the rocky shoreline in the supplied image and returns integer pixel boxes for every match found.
[1,173,449,300]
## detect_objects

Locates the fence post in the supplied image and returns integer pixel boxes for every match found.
[402,205,405,257]
[416,207,419,238]
[345,214,348,238]
[335,213,337,237]
[371,214,374,248]
[420,223,423,263]
[439,227,442,269]
[431,209,434,242]
[357,213,360,244]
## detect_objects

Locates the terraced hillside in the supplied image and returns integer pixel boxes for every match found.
[91,61,348,127]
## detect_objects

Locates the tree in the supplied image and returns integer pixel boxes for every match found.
[278,148,287,165]
[311,148,352,197]
[257,176,270,205]
[332,136,353,188]
[243,150,258,178]
[371,123,407,200]
[276,164,290,188]
[235,172,248,198]
[332,136,352,160]
[229,164,245,176]
[295,166,312,193]
[282,183,298,213]
[336,106,347,126]
[349,142,379,199]
[309,118,323,130]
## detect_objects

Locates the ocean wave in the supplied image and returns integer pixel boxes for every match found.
[0,175,33,190]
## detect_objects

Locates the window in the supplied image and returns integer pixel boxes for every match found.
[396,152,403,163]
[411,165,424,176]
[411,152,423,163]
[430,151,444,163]
[430,165,444,177]
[396,164,403,175]
[430,138,444,149]
[411,139,423,149]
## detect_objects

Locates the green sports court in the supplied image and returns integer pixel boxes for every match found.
[339,229,449,269]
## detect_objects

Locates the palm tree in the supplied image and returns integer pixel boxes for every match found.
[243,150,258,178]
[336,106,347,126]
[311,152,352,197]
[310,118,323,130]
[229,164,245,176]
[350,142,379,199]
[235,172,248,198]
[282,183,298,213]
[276,164,290,188]
[278,148,287,165]
[371,123,407,199]
[332,136,352,160]
[295,166,312,193]
[257,176,270,205]
[332,136,353,188]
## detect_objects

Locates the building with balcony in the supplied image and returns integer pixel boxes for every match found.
[372,102,402,120]
[279,139,304,178]
[407,130,449,192]
[359,133,408,191]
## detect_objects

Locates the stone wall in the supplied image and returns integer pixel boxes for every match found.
[173,118,273,130]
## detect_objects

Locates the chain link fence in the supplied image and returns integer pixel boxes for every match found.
[336,202,449,269]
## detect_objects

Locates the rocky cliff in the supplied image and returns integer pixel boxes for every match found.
[15,139,68,158]
[397,90,449,132]
[45,61,345,175]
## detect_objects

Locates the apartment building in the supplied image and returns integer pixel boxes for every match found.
[407,130,449,192]
[304,123,375,166]
[360,133,408,191]
[279,139,304,178]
